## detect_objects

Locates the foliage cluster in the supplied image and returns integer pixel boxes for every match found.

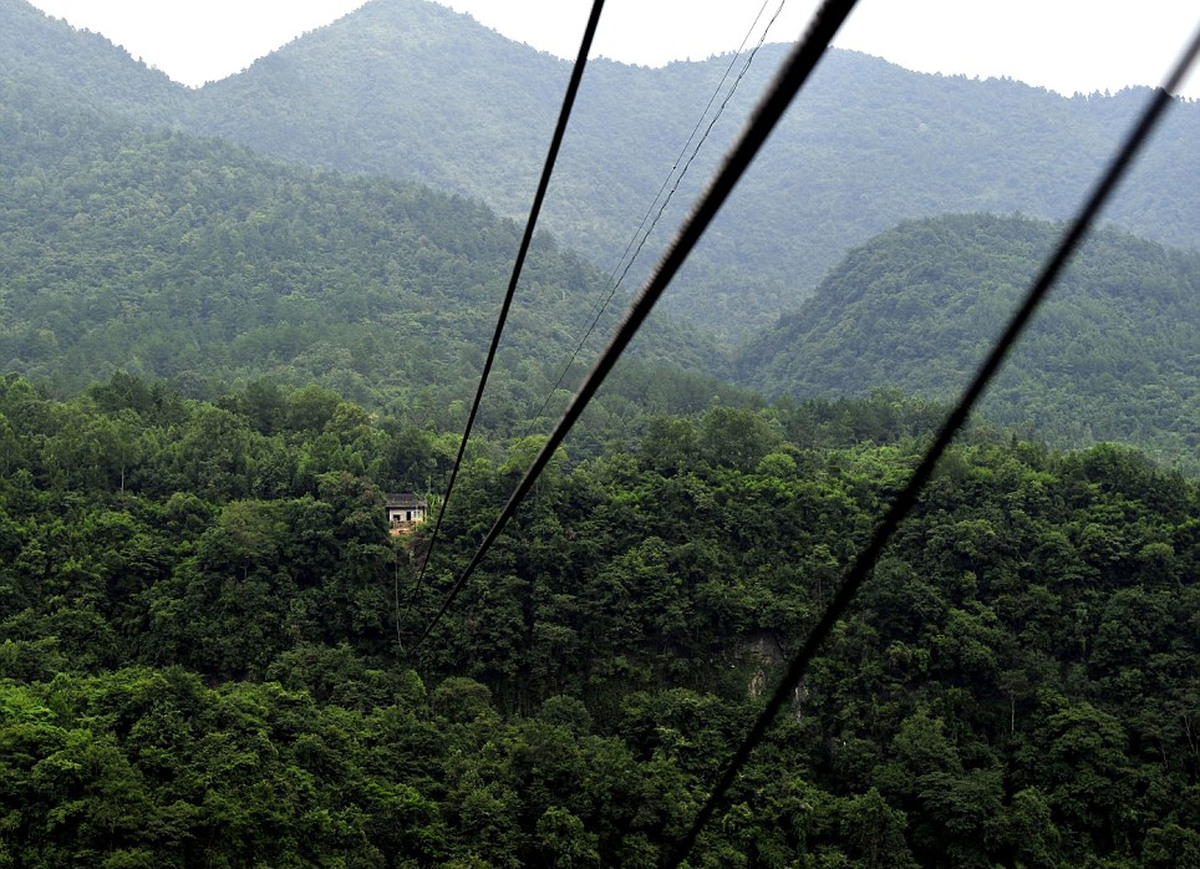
[2,376,1198,867]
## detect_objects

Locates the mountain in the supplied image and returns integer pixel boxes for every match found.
[176,1,1200,340]
[736,213,1200,471]
[3,5,1200,860]
[0,63,728,433]
[6,0,1197,343]
[0,0,186,121]
[4,0,1199,466]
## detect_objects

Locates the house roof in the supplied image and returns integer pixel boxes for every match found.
[385,493,427,508]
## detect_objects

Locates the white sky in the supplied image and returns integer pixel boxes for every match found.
[24,0,1200,98]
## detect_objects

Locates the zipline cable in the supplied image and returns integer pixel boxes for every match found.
[396,0,607,643]
[412,0,862,653]
[662,20,1200,868]
[523,0,789,436]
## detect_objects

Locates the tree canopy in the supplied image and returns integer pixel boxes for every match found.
[1,377,1197,867]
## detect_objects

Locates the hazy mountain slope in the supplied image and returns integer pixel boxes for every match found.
[736,213,1200,469]
[191,0,563,205]
[0,0,187,121]
[0,70,726,425]
[180,0,1199,340]
[4,0,1198,347]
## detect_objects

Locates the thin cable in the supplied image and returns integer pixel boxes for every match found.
[524,0,788,435]
[397,0,607,635]
[662,21,1200,868]
[604,0,789,308]
[412,0,860,653]
[582,0,774,330]
[393,556,403,652]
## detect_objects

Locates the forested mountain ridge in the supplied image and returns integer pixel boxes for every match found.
[4,0,1198,341]
[736,213,1200,473]
[0,0,186,121]
[0,65,731,433]
[1,379,1198,866]
[179,3,1200,339]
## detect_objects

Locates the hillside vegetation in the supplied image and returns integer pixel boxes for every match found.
[0,0,185,120]
[3,0,1198,340]
[0,67,727,435]
[182,2,1200,339]
[737,214,1200,473]
[1,378,1198,866]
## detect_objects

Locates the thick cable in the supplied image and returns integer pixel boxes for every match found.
[662,21,1200,868]
[397,0,606,641]
[412,0,860,652]
[523,0,788,435]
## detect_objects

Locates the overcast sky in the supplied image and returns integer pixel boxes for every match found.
[24,0,1200,98]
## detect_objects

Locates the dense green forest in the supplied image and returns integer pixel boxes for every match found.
[737,214,1200,475]
[0,0,185,122]
[0,67,726,431]
[3,0,1198,339]
[2,376,1198,867]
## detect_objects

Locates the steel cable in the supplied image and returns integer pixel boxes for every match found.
[396,0,607,646]
[523,0,790,437]
[412,0,861,653]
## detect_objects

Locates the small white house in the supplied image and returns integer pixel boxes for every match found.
[386,493,428,535]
